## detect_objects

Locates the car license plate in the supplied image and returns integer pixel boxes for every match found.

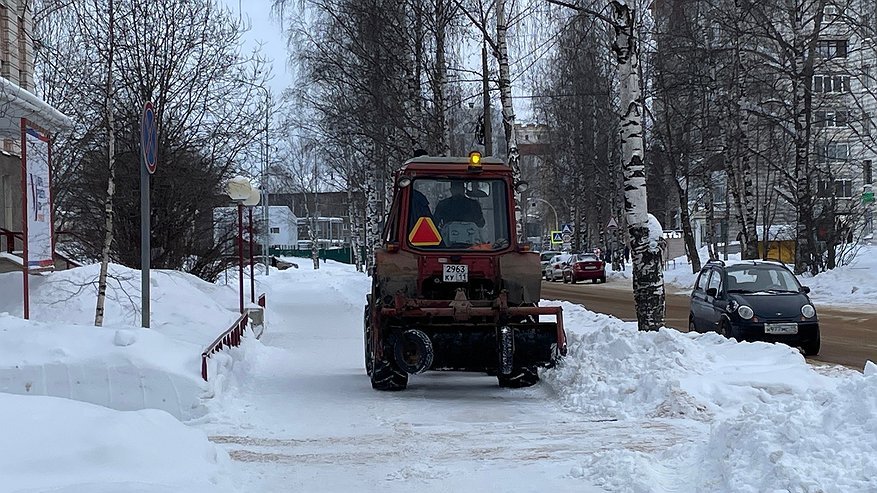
[443,264,468,283]
[764,323,798,335]
[584,266,597,270]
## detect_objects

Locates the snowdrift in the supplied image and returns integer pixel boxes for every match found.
[0,263,249,420]
[542,300,877,492]
[0,393,234,493]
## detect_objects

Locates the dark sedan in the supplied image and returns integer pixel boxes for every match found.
[562,253,606,284]
[689,260,820,355]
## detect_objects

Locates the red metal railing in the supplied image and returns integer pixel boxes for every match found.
[201,313,248,381]
[0,227,22,254]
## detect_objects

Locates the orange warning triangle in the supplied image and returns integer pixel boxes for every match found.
[408,217,442,246]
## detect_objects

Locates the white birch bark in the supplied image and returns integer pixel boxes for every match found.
[728,2,758,260]
[365,157,382,270]
[495,0,523,242]
[611,1,664,331]
[310,186,319,270]
[95,0,116,327]
[434,0,450,156]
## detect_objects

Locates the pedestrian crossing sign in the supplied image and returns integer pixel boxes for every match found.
[550,231,563,244]
[562,224,573,234]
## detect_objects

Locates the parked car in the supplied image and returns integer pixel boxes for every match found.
[562,253,606,284]
[539,250,561,279]
[689,259,820,355]
[545,253,572,282]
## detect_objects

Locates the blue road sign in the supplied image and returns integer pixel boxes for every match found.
[551,231,563,243]
[142,102,157,174]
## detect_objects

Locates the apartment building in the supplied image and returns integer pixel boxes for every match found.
[812,2,877,239]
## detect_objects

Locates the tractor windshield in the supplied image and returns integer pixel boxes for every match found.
[408,178,510,250]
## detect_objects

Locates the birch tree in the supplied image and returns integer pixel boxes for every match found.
[94,0,116,327]
[548,0,665,330]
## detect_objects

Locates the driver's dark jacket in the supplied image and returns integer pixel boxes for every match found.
[433,195,485,228]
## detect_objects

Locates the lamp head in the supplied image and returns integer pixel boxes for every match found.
[243,187,261,206]
[226,176,253,202]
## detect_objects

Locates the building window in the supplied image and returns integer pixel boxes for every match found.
[818,179,853,198]
[17,15,26,89]
[865,160,873,185]
[817,39,848,58]
[864,66,873,89]
[270,227,280,234]
[814,74,851,93]
[818,142,850,162]
[814,110,849,127]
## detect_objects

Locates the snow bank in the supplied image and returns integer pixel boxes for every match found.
[801,244,877,306]
[0,314,212,420]
[0,393,235,493]
[544,301,877,491]
[0,263,241,345]
[0,263,252,420]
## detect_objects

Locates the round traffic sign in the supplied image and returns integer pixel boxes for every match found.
[142,102,157,174]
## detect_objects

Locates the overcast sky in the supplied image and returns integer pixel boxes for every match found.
[224,0,293,97]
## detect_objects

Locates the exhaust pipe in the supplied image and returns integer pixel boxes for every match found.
[393,329,434,374]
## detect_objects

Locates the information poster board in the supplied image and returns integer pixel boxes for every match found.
[22,122,54,270]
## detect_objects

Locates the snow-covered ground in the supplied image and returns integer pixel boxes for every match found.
[1,259,875,491]
[609,244,877,308]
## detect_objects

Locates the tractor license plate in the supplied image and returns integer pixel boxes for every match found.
[443,264,468,283]
[764,323,798,335]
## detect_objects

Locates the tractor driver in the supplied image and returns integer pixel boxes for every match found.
[434,181,485,228]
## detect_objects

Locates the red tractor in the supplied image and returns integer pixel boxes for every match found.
[364,152,567,390]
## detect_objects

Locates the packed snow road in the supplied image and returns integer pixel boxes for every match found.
[198,264,693,492]
[198,262,877,492]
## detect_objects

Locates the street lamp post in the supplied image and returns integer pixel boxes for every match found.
[529,198,559,232]
[243,188,261,303]
[226,177,254,314]
[235,78,272,276]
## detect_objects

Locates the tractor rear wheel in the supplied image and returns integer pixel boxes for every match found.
[497,366,539,388]
[364,306,373,377]
[371,355,408,391]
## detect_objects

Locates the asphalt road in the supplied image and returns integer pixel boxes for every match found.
[542,277,877,369]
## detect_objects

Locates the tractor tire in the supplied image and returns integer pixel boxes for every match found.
[497,366,540,388]
[371,356,408,391]
[364,306,373,377]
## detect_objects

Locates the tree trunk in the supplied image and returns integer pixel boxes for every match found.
[95,1,116,327]
[495,0,523,242]
[311,172,320,269]
[727,5,759,260]
[365,152,382,269]
[674,175,701,273]
[611,1,664,331]
[433,0,450,156]
[793,2,826,275]
[706,183,718,260]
